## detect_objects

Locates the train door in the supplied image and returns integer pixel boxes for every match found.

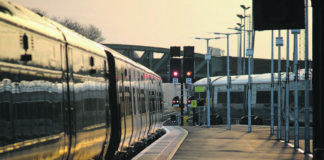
[120,70,126,151]
[136,72,142,141]
[131,70,140,145]
[158,81,163,128]
[148,76,153,134]
[139,74,147,140]
[104,51,120,159]
[152,79,157,132]
[61,44,69,159]
[135,71,142,142]
[62,46,76,159]
[124,68,133,147]
[143,74,150,137]
[128,69,135,146]
[102,59,111,158]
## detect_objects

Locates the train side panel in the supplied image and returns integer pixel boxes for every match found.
[194,73,312,126]
[0,1,164,159]
[66,46,110,159]
[0,9,67,159]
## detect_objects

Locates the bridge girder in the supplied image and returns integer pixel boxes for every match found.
[104,44,227,82]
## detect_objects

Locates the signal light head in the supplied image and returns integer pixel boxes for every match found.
[173,71,179,77]
[173,100,179,104]
[186,71,192,77]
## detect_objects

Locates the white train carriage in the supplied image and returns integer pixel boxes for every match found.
[192,69,313,125]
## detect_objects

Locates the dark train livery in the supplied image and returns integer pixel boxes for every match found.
[0,1,163,159]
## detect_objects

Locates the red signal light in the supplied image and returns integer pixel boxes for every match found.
[187,100,191,104]
[173,71,179,77]
[173,100,179,104]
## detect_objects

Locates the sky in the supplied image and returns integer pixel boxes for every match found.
[10,0,312,60]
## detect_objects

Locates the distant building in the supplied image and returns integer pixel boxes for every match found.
[209,47,224,57]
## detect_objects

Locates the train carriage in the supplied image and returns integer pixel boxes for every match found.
[192,70,312,126]
[0,1,163,159]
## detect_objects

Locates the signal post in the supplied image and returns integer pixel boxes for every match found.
[170,46,195,126]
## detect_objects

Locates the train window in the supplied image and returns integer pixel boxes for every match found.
[125,87,130,92]
[20,34,32,62]
[0,104,10,121]
[218,92,227,103]
[217,92,244,103]
[194,92,206,99]
[23,34,29,51]
[89,56,94,66]
[289,90,313,106]
[256,91,278,104]
[89,56,96,74]
[133,88,137,114]
[231,92,244,103]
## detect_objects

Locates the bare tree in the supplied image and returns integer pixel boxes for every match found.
[29,8,47,17]
[57,18,85,35]
[30,8,106,43]
[83,24,105,43]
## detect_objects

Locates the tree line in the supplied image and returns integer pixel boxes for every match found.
[31,8,105,43]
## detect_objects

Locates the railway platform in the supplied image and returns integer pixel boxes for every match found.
[133,125,313,160]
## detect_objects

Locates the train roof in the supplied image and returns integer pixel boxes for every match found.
[193,69,312,86]
[0,1,105,56]
[104,47,162,80]
[0,0,161,80]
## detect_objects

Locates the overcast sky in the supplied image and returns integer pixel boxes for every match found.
[11,0,312,60]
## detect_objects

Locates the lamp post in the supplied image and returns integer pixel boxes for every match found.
[304,0,310,154]
[229,27,253,132]
[276,30,283,140]
[212,32,239,130]
[240,5,250,75]
[236,14,245,75]
[285,29,290,143]
[228,27,252,51]
[195,37,222,128]
[270,30,274,135]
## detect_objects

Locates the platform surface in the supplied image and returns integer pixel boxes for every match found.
[132,126,188,160]
[133,125,313,160]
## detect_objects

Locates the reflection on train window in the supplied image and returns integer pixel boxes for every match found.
[133,88,137,114]
[0,104,10,121]
[141,90,146,113]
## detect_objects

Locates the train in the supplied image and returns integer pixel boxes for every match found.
[0,1,163,159]
[191,69,312,126]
